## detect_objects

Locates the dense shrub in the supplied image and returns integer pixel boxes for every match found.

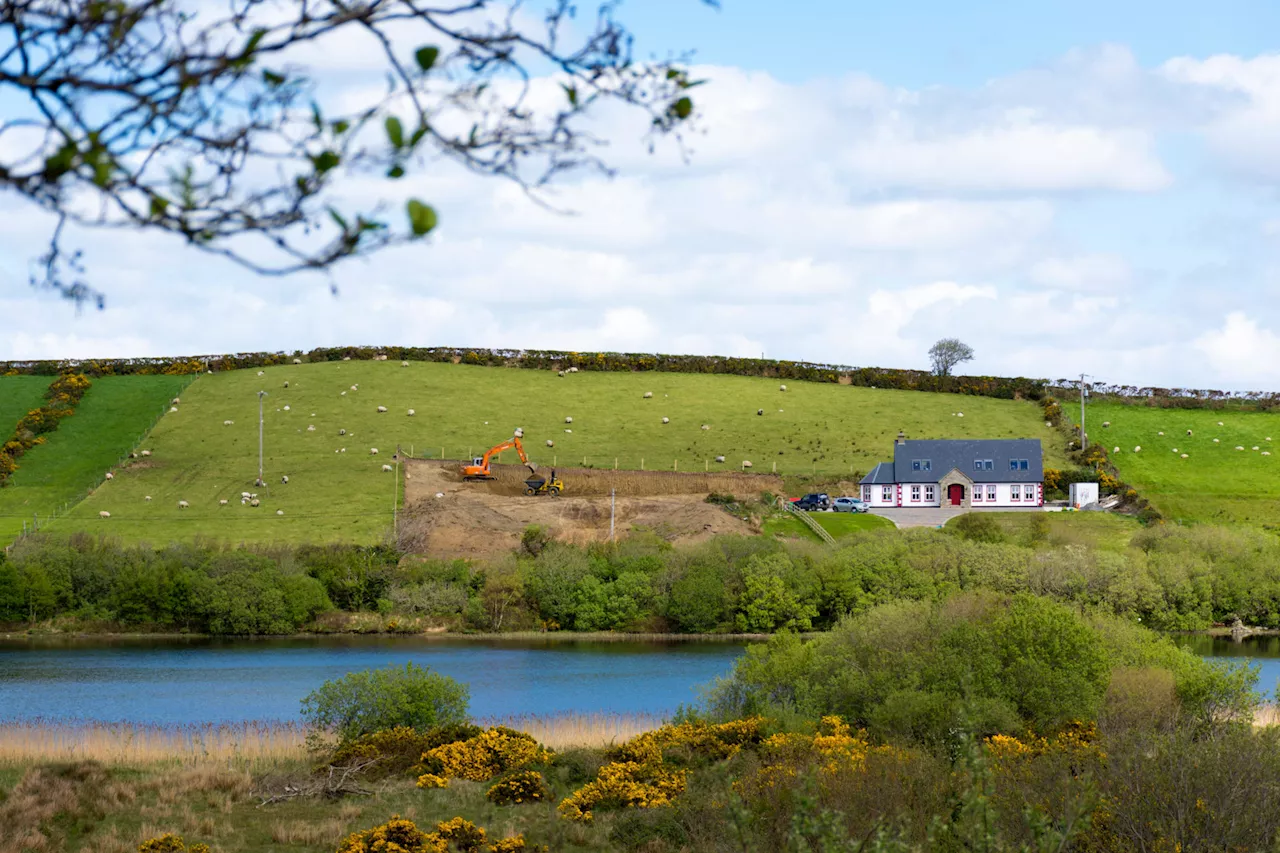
[0,372,90,486]
[301,663,470,744]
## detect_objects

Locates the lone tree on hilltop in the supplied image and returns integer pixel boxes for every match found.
[929,338,974,377]
[0,0,712,307]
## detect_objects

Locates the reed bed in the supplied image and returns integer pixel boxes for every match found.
[0,719,308,767]
[0,711,666,765]
[1255,704,1280,727]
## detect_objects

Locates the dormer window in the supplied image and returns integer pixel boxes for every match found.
[974,459,993,471]
[1009,458,1029,471]
[911,459,931,472]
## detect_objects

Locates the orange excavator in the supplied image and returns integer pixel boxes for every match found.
[461,428,538,480]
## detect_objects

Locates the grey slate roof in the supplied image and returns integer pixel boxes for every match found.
[893,438,1043,484]
[861,462,896,485]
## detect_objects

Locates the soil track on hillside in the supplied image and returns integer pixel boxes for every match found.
[399,460,783,558]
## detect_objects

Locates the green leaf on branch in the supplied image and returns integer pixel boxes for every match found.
[262,69,286,87]
[406,199,438,237]
[148,196,168,219]
[409,124,429,148]
[672,97,693,119]
[385,116,404,149]
[563,84,578,106]
[414,46,440,72]
[328,208,350,231]
[331,120,350,135]
[229,28,268,70]
[311,150,340,174]
[387,165,405,179]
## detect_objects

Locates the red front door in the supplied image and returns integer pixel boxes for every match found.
[948,484,964,506]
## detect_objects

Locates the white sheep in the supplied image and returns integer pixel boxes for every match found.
[1237,446,1245,451]
[370,448,378,455]
[401,361,410,367]
[377,406,387,413]
[1102,421,1111,428]
[339,429,347,435]
[1254,446,1260,451]
[250,498,260,507]
[957,412,964,418]
[407,410,415,416]
[281,475,289,484]
[382,464,394,472]
[140,450,151,457]
[1114,447,1120,453]
[1045,421,1053,427]
[568,366,579,373]
[1134,446,1141,452]
[1181,453,1189,459]
[1172,448,1178,453]
[341,391,347,396]
[343,356,351,361]
[715,455,726,463]
[742,460,753,468]
[1218,421,1224,426]
[701,424,710,430]
[558,371,565,377]
[283,405,291,412]
[757,409,764,416]
[99,511,111,518]
[643,392,653,399]
[169,406,178,413]
[276,509,284,515]
[223,420,234,426]
[178,500,189,509]
[1187,429,1193,436]
[565,416,573,424]
[283,382,289,389]
[307,425,316,432]
[1158,431,1164,436]
[1265,452,1273,456]
[564,429,573,434]
[436,492,445,499]
[171,397,180,405]
[104,472,114,480]
[546,439,555,447]
[241,492,251,499]
[257,371,264,376]
[350,385,358,391]
[144,496,152,501]
[340,448,346,453]
[662,417,670,424]
[779,384,787,392]
[1214,438,1220,443]
[293,358,302,364]
[219,499,228,506]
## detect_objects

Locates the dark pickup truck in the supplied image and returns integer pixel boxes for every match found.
[792,493,831,511]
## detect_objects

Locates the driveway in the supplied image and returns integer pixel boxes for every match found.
[868,505,1052,529]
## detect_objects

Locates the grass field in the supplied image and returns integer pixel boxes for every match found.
[764,510,895,540]
[0,376,54,435]
[0,375,193,543]
[1085,403,1280,526]
[48,361,1067,545]
[946,510,1142,551]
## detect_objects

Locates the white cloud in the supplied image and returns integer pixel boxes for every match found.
[1193,312,1280,386]
[1028,254,1133,292]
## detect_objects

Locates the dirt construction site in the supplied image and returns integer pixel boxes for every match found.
[399,460,787,558]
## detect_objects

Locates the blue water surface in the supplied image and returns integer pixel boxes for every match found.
[0,636,749,724]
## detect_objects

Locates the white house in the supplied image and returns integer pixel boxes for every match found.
[860,434,1044,509]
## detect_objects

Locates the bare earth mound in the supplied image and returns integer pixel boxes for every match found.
[400,460,782,558]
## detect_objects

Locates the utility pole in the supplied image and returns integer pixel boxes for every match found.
[1079,374,1090,451]
[610,488,616,542]
[256,390,267,487]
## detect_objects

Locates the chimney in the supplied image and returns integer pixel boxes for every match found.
[896,430,906,446]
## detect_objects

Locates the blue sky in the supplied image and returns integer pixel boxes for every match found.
[4,0,1280,391]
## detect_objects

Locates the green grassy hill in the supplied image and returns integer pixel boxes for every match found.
[48,361,1068,545]
[1087,403,1280,526]
[0,375,192,542]
[0,376,55,432]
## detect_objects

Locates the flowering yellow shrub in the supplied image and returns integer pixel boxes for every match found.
[434,818,486,853]
[423,727,552,781]
[337,816,446,853]
[558,759,688,823]
[416,773,449,789]
[984,721,1103,763]
[609,716,766,764]
[486,835,547,853]
[137,836,209,853]
[735,716,902,796]
[486,770,549,805]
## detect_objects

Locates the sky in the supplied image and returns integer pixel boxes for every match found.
[4,0,1280,391]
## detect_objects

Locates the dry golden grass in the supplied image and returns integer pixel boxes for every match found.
[1255,704,1280,727]
[0,720,307,767]
[271,818,349,845]
[488,711,666,749]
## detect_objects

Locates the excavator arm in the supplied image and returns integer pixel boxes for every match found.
[461,430,537,480]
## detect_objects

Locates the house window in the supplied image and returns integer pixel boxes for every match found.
[974,460,982,472]
[974,459,993,471]
[882,486,893,502]
[1020,459,1029,471]
[862,486,872,502]
[1010,458,1029,471]
[985,460,994,471]
[973,485,983,502]
[912,459,932,472]
[911,485,921,502]
[987,485,997,501]
[1010,485,1021,501]
[924,485,935,502]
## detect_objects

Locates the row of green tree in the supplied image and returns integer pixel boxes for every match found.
[4,519,1280,634]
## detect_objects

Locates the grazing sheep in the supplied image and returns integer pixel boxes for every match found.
[701,424,710,431]
[145,496,152,501]
[1045,421,1053,427]
[351,385,358,391]
[662,417,670,424]
[257,371,264,376]
[1218,421,1224,426]
[779,385,787,392]
[407,410,416,416]
[369,448,378,455]
[1214,438,1220,443]
[1181,454,1189,459]
[381,464,394,472]
[169,406,178,413]
[219,499,228,506]
[251,493,258,499]
[402,361,410,367]
[104,472,113,480]
[1134,446,1141,452]
[558,371,565,377]
[140,450,151,457]
[757,409,764,416]
[375,354,387,361]
[1114,447,1120,453]
[1187,430,1193,436]
[343,356,350,361]
[1172,448,1178,453]
[223,420,234,426]
[715,455,726,463]
[564,429,573,434]
[546,440,554,447]
[1158,431,1164,436]
[340,448,346,453]
[171,397,180,405]
[643,392,653,399]
[1254,446,1261,451]
[283,382,289,389]
[277,510,284,516]
[283,405,290,411]
[742,460,753,468]
[281,475,289,484]
[1102,421,1111,428]
[568,366,579,373]
[1265,452,1273,456]
[341,391,346,396]
[99,511,111,518]
[250,499,260,507]
[241,492,251,498]
[377,406,388,413]
[339,429,347,435]
[436,492,445,499]
[564,416,573,424]
[307,425,316,432]
[293,358,302,364]
[957,412,964,418]
[1237,446,1245,451]
[130,452,137,459]
[178,500,189,509]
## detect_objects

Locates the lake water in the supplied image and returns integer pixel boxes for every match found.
[1176,634,1280,697]
[0,637,749,724]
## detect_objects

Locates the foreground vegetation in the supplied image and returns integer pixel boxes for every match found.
[2,595,1274,853]
[0,375,191,543]
[44,361,1067,545]
[1086,402,1280,526]
[7,513,1280,636]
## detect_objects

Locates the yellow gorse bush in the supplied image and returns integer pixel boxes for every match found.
[137,835,210,853]
[337,816,444,853]
[416,773,449,789]
[558,757,688,823]
[434,818,486,853]
[608,716,767,764]
[984,721,1103,763]
[420,726,552,782]
[486,770,549,805]
[737,716,902,795]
